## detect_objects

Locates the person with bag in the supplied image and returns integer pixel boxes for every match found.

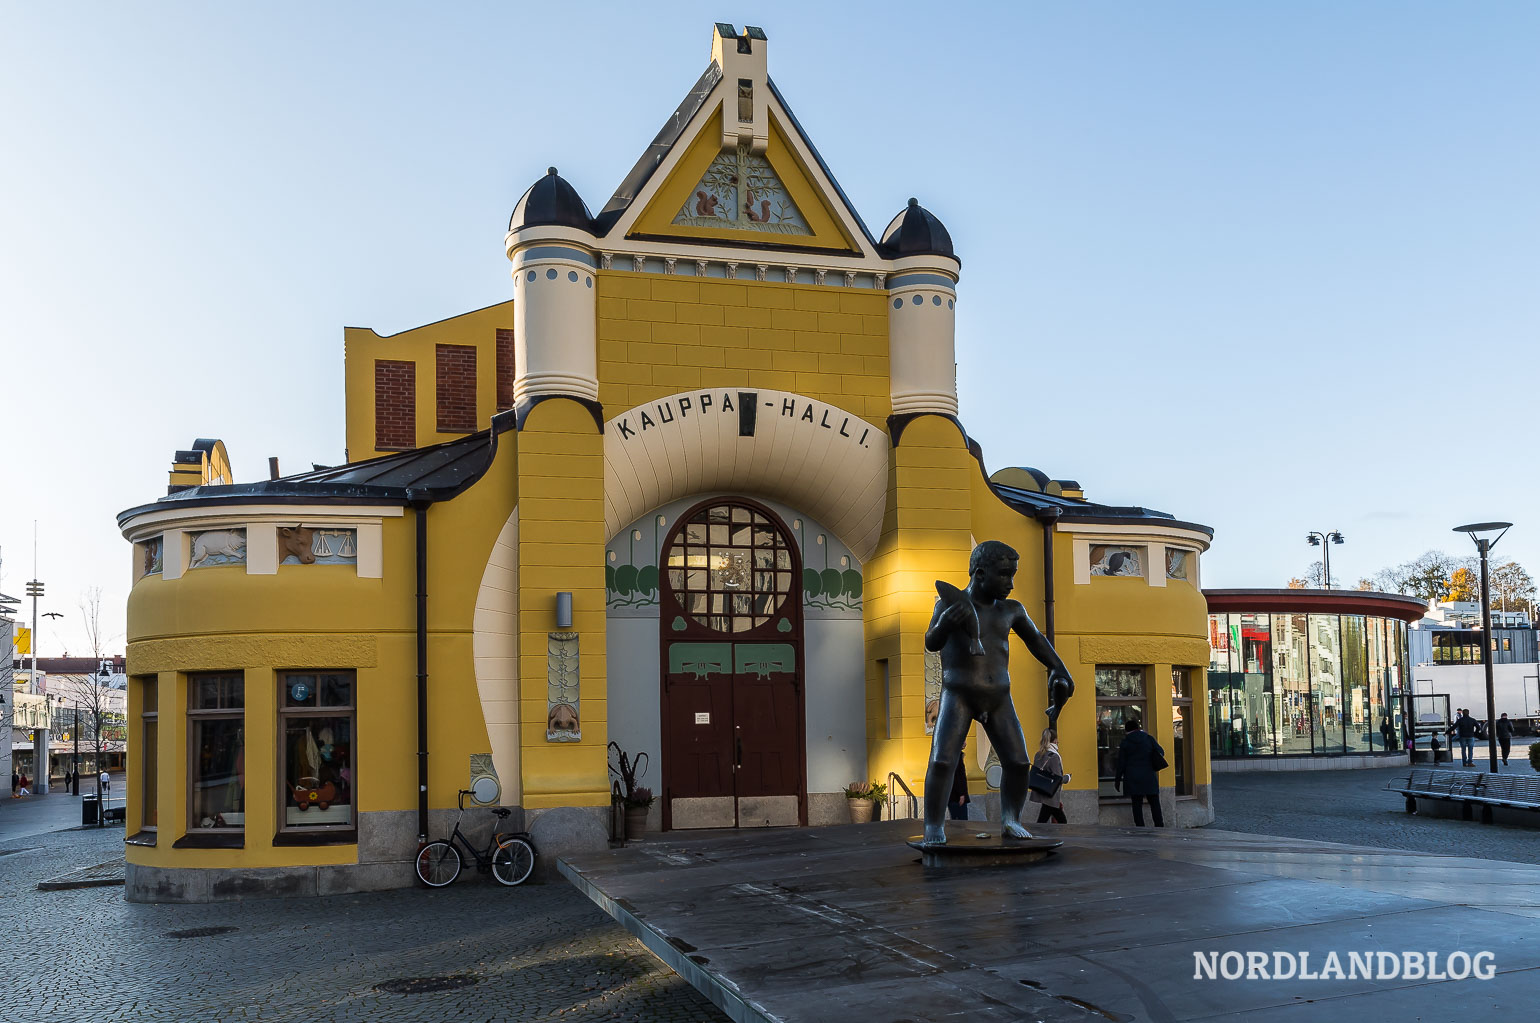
[1028,727,1070,824]
[1114,718,1165,827]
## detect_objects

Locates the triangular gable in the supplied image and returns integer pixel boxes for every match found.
[602,79,875,257]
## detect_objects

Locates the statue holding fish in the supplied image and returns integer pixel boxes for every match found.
[922,540,1075,845]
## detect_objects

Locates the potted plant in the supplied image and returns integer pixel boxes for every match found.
[845,782,874,823]
[608,741,652,841]
[845,780,887,823]
[624,786,655,840]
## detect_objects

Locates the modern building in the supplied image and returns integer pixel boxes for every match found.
[1408,601,1540,730]
[1206,589,1426,769]
[118,24,1217,902]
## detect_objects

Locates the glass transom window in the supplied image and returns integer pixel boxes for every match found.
[665,503,793,634]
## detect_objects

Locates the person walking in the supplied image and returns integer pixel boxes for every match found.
[1451,709,1478,767]
[1497,713,1515,766]
[947,746,971,821]
[10,771,18,799]
[1114,718,1165,827]
[1029,727,1070,824]
[18,773,30,797]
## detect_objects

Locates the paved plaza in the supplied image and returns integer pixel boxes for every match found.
[5,765,1540,1021]
[1212,760,1540,865]
[566,819,1540,1023]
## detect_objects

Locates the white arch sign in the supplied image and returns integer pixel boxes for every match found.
[603,388,887,561]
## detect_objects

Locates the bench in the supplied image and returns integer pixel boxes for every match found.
[1386,768,1540,824]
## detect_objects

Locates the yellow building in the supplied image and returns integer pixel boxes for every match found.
[118,24,1213,901]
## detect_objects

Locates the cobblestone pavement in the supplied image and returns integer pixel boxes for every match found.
[1212,762,1540,864]
[0,827,727,1023]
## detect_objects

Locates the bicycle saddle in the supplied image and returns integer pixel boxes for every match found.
[491,807,512,818]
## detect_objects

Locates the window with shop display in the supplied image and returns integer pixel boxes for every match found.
[1095,665,1147,798]
[278,672,355,832]
[188,673,244,831]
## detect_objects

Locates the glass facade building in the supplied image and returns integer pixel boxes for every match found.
[1206,590,1426,759]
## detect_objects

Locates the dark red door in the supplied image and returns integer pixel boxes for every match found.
[660,499,804,829]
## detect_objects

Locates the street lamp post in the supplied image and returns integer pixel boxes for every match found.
[1454,522,1512,773]
[95,664,110,817]
[1306,531,1345,589]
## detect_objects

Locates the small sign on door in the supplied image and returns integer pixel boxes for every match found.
[695,712,710,725]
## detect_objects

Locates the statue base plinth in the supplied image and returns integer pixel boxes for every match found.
[906,824,1062,868]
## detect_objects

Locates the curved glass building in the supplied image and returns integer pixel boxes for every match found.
[1206,590,1426,762]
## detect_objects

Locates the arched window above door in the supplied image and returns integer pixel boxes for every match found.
[664,502,794,634]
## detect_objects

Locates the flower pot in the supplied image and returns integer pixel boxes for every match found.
[847,798,874,824]
[624,805,649,840]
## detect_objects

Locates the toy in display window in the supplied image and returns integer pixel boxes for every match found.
[288,720,352,822]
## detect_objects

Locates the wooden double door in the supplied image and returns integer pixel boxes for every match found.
[660,498,805,830]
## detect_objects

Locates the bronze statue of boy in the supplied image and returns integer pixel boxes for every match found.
[923,540,1074,844]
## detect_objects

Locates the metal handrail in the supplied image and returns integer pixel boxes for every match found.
[887,772,918,820]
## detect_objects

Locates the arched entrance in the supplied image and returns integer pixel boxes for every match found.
[659,498,805,829]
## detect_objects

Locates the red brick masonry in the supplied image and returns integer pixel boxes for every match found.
[374,359,416,450]
[496,328,515,412]
[436,343,477,432]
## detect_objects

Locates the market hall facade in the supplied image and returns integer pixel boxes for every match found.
[117,24,1216,901]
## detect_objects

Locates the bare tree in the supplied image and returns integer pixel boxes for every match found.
[1287,562,1326,588]
[1373,550,1470,603]
[69,587,124,817]
[1490,559,1536,617]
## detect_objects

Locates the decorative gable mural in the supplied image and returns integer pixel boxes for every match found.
[673,146,809,235]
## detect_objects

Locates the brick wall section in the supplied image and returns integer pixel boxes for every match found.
[374,359,417,450]
[435,343,478,432]
[495,328,515,411]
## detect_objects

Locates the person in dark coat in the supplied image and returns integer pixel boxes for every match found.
[1449,709,1478,766]
[10,772,17,798]
[947,746,970,821]
[1114,718,1164,827]
[1497,713,1515,766]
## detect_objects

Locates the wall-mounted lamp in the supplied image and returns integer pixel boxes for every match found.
[555,592,573,630]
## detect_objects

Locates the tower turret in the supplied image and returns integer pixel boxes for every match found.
[505,167,600,406]
[882,198,960,416]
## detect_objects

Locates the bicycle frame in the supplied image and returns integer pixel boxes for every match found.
[442,791,531,872]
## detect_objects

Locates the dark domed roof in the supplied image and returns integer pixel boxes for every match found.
[509,167,594,233]
[879,198,954,260]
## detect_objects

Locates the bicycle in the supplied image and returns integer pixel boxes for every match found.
[415,788,537,887]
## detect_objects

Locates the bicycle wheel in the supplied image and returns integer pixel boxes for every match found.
[415,841,462,887]
[491,837,535,886]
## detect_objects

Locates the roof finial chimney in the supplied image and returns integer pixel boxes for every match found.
[711,23,769,153]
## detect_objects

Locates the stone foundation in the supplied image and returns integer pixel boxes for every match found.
[125,805,528,903]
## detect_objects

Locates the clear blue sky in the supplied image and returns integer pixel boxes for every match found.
[3,2,1538,655]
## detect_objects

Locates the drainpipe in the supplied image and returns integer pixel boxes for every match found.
[409,490,431,845]
[1035,507,1061,642]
